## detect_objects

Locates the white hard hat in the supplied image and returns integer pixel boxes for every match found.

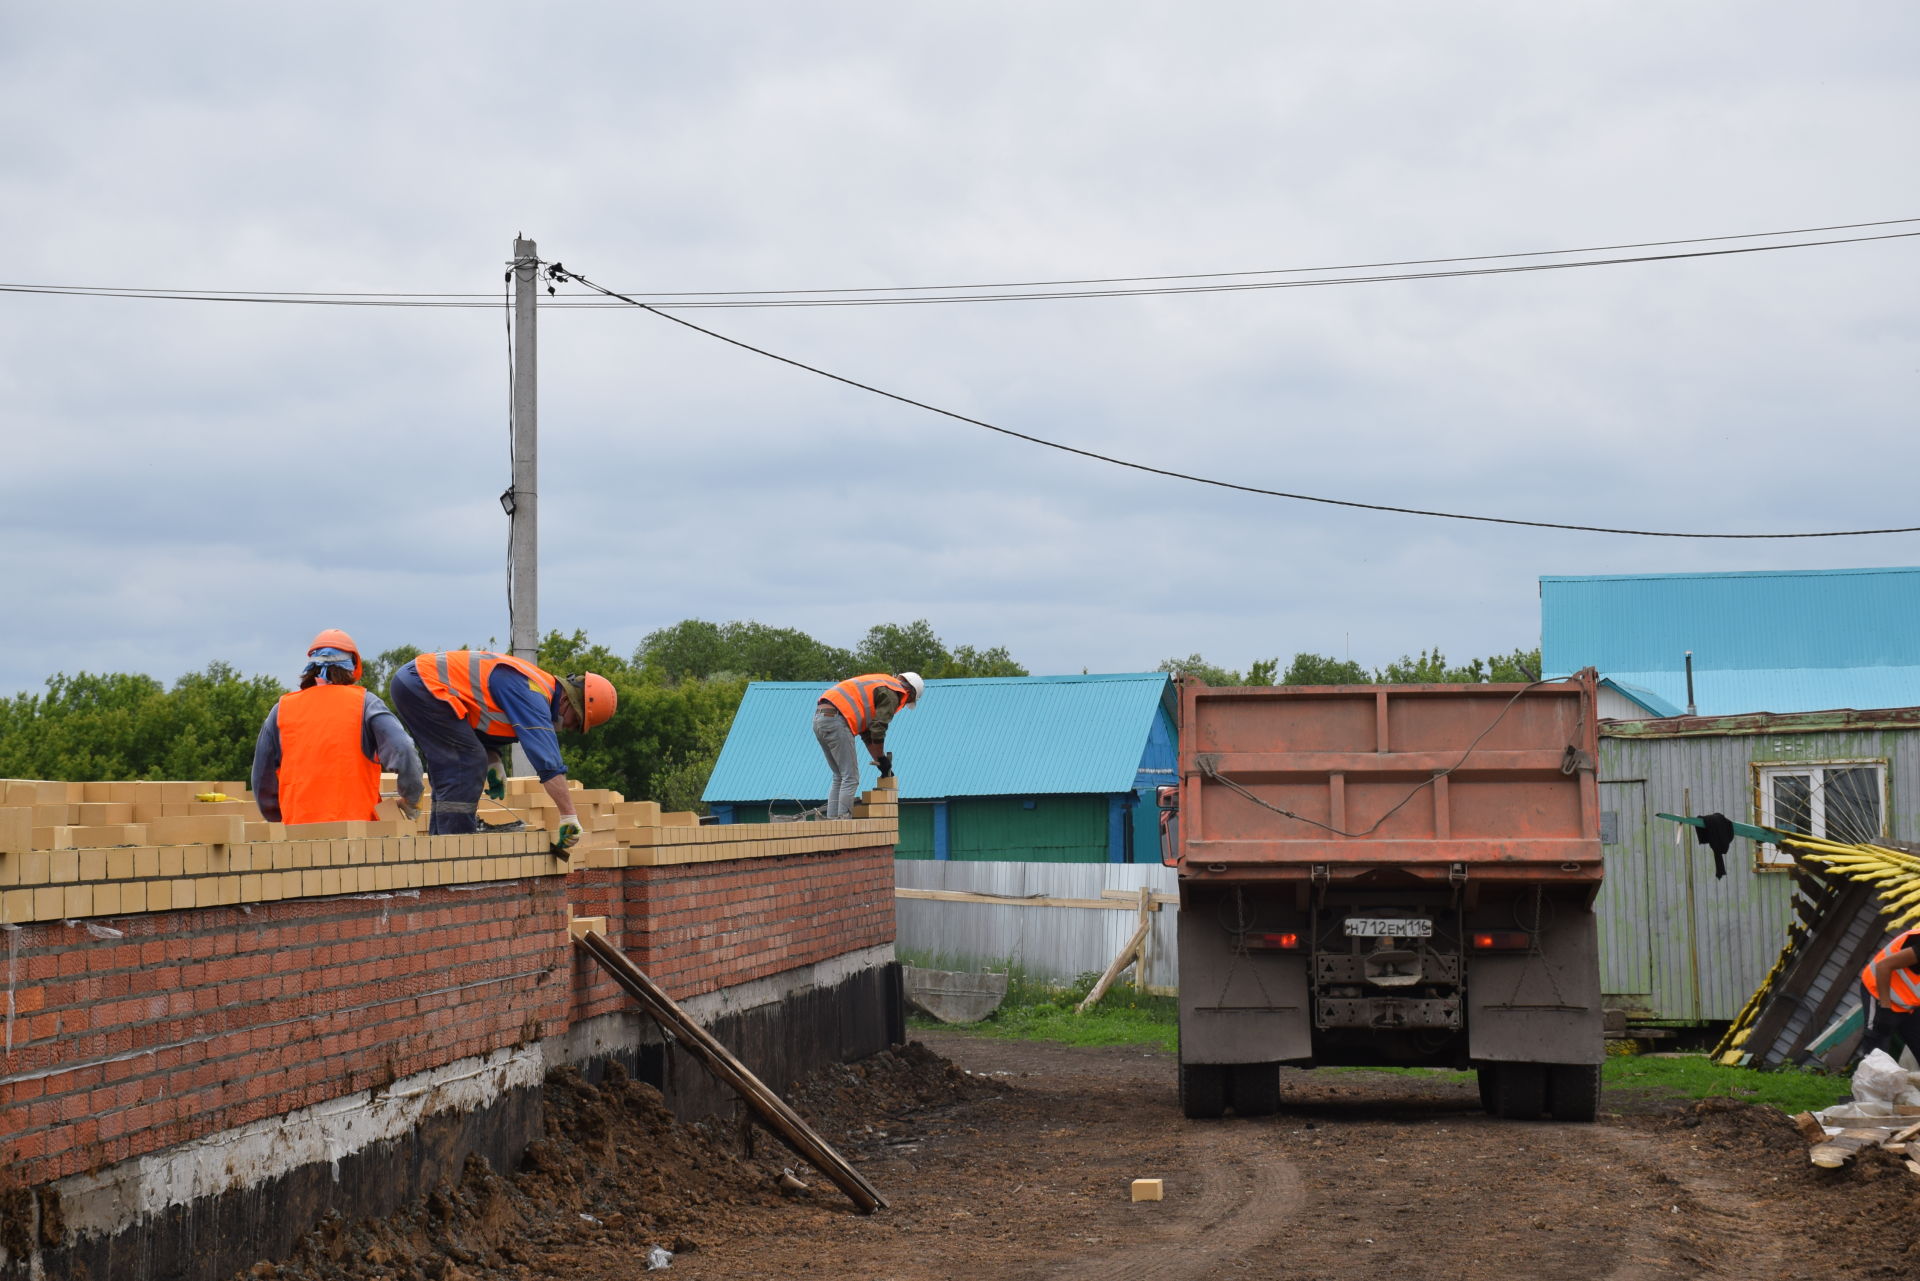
[900,672,926,702]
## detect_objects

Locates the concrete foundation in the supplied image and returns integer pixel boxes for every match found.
[3,952,904,1281]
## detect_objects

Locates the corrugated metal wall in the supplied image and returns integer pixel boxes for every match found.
[895,860,1180,986]
[1598,725,1920,1022]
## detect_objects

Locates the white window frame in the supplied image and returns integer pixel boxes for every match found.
[1753,758,1888,870]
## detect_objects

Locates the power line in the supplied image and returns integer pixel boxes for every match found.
[549,263,1920,541]
[2,218,1915,310]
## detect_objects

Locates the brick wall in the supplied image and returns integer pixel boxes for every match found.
[625,848,896,996]
[0,777,898,1219]
[1,879,571,1190]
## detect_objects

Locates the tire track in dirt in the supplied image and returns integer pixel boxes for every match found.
[1039,1124,1303,1281]
[1584,1125,1794,1281]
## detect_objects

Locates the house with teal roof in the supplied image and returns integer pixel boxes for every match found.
[702,672,1177,862]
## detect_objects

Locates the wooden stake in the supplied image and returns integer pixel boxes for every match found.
[1078,913,1153,1014]
[574,930,887,1213]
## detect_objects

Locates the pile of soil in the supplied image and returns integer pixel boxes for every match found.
[1624,1097,1920,1278]
[235,1042,994,1281]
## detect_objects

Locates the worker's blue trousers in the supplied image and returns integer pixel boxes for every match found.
[390,665,488,835]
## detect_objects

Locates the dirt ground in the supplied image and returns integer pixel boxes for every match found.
[238,1032,1920,1281]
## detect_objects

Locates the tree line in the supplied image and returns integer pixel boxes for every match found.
[1157,647,1543,687]
[0,618,1028,813]
[0,627,1541,813]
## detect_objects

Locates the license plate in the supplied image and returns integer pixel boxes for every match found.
[1345,917,1433,939]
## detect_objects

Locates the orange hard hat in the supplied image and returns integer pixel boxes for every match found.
[307,628,362,680]
[562,672,618,731]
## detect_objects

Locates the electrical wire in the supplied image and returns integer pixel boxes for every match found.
[548,264,1920,540]
[1,219,1915,310]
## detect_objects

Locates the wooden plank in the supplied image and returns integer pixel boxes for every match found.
[574,931,886,1213]
[1099,888,1178,908]
[1810,1128,1886,1168]
[896,888,1149,911]
[1077,914,1152,1013]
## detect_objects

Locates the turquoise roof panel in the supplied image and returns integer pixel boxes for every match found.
[1542,567,1920,716]
[703,672,1174,803]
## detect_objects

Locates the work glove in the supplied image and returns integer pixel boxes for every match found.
[553,816,583,855]
[485,765,506,801]
[874,752,894,779]
[397,798,420,822]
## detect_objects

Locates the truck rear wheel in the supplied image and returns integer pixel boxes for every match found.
[1180,1063,1228,1119]
[1547,1063,1601,1123]
[1490,1062,1546,1120]
[1230,1063,1280,1116]
[1476,1066,1496,1114]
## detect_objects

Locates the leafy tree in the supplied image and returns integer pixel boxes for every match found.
[1245,658,1280,686]
[941,644,1029,679]
[0,663,284,782]
[637,619,851,684]
[1487,647,1542,682]
[361,645,421,699]
[1280,653,1372,685]
[1157,654,1246,686]
[854,620,948,675]
[1378,648,1488,684]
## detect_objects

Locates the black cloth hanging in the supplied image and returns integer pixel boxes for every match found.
[1695,812,1734,879]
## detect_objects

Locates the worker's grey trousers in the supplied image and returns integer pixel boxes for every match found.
[813,703,860,819]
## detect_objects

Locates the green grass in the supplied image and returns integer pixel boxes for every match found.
[907,965,1180,1050]
[1601,1053,1852,1113]
[906,962,1854,1113]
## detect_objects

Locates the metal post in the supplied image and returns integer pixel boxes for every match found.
[509,236,540,778]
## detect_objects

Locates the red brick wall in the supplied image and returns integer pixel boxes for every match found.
[2,848,894,1192]
[622,847,895,998]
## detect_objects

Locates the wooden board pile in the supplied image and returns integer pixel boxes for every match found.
[1794,1110,1920,1173]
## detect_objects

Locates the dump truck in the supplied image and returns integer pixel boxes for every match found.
[1160,669,1604,1121]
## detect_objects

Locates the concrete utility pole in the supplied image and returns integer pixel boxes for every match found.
[508,236,540,778]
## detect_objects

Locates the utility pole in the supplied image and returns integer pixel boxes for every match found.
[508,236,540,778]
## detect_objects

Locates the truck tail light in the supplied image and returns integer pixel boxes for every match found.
[1248,932,1301,950]
[1470,931,1532,951]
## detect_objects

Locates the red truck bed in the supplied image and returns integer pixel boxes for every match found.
[1173,672,1600,885]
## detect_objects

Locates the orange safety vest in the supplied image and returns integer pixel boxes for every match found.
[819,673,912,735]
[276,684,382,824]
[413,650,558,738]
[1864,929,1920,1013]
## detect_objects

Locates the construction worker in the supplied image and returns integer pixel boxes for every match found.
[388,650,616,846]
[251,630,424,826]
[1861,927,1920,1061]
[814,672,924,819]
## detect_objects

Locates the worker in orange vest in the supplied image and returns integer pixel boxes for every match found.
[388,650,616,845]
[1862,928,1920,1060]
[250,630,424,826]
[814,672,924,818]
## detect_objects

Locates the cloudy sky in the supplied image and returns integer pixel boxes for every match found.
[3,3,1916,695]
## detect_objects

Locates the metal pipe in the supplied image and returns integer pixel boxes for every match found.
[1684,651,1697,717]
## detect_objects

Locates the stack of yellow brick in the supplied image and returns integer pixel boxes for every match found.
[0,773,900,924]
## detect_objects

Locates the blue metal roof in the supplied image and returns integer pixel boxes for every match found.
[703,672,1175,803]
[1542,567,1920,716]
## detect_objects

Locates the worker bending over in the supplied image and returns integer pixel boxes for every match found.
[814,672,923,819]
[1862,927,1920,1061]
[389,649,615,848]
[251,629,424,825]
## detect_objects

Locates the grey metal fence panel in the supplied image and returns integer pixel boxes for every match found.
[893,861,1181,988]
